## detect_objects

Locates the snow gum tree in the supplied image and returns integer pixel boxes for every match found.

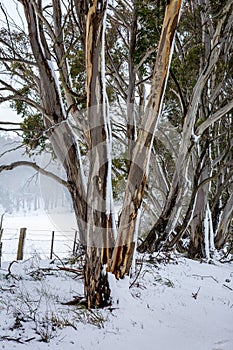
[138,0,233,259]
[0,0,182,307]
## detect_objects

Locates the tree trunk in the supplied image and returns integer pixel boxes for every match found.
[84,247,111,308]
[84,0,114,307]
[188,180,209,258]
[111,0,182,278]
[214,193,233,250]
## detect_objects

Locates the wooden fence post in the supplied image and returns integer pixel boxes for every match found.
[17,228,27,260]
[73,231,77,255]
[50,231,55,259]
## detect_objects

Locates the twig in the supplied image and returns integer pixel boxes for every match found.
[192,274,219,283]
[223,284,233,291]
[192,286,201,299]
[220,258,233,264]
[129,256,145,289]
[0,285,16,292]
[219,241,233,262]
[57,266,83,278]
[0,144,24,159]
[5,261,19,280]
[27,267,60,277]
[0,336,24,344]
[53,253,65,266]
[25,337,36,342]
[61,295,86,306]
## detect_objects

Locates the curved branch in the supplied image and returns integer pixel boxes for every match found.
[0,161,69,188]
[196,100,233,136]
[170,69,187,116]
[0,94,45,114]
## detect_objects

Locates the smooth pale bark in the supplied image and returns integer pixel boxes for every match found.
[111,0,182,278]
[126,1,137,163]
[196,101,233,136]
[137,1,232,254]
[215,193,233,249]
[3,0,231,308]
[188,1,233,257]
[189,161,210,258]
[84,0,115,308]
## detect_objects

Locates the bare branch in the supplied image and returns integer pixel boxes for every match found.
[0,94,44,114]
[196,100,233,136]
[1,60,40,92]
[170,69,187,115]
[0,121,20,125]
[0,127,22,132]
[0,144,24,159]
[0,161,69,188]
[108,5,129,28]
[134,47,158,73]
[0,76,42,112]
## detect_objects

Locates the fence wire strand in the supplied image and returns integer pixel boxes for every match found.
[0,227,78,262]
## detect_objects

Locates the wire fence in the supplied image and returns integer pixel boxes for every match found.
[0,227,78,265]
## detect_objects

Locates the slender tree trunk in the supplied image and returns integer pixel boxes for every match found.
[111,0,182,278]
[214,193,233,250]
[84,0,115,307]
[127,0,137,164]
[189,179,209,259]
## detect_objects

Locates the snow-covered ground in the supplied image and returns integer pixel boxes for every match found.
[1,211,77,262]
[0,212,232,349]
[0,253,232,350]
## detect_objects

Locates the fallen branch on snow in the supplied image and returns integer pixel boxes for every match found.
[192,274,218,283]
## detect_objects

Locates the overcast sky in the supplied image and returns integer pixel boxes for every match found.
[0,103,20,123]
